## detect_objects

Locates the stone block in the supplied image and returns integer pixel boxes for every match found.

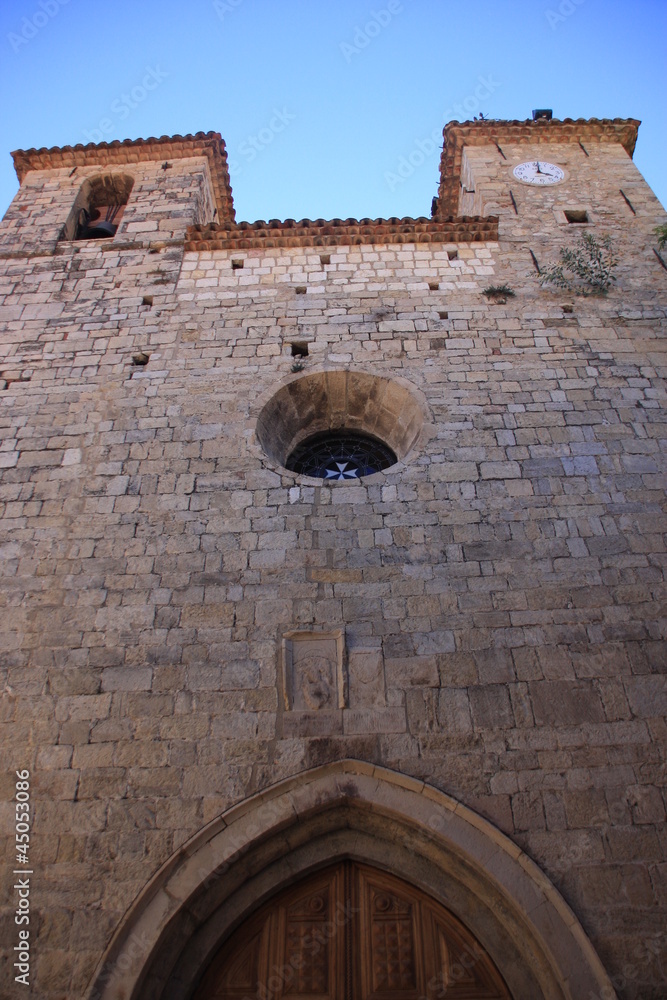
[343,707,406,734]
[436,688,473,734]
[625,676,667,718]
[469,685,513,730]
[385,655,438,688]
[348,649,386,707]
[530,682,605,726]
[101,668,152,692]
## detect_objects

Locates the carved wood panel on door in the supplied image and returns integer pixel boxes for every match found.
[192,862,512,1000]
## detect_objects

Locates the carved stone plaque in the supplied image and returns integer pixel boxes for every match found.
[282,630,345,711]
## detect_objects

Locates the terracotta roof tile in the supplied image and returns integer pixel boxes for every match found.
[184,216,498,251]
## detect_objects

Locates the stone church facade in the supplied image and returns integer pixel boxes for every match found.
[0,116,665,999]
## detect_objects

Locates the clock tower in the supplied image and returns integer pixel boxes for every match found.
[435,115,662,278]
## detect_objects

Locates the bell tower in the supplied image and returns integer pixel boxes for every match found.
[2,132,232,256]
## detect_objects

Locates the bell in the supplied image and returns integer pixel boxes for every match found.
[82,220,117,239]
[77,203,122,240]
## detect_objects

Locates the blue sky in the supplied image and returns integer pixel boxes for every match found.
[1,0,665,222]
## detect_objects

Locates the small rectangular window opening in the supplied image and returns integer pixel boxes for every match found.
[564,210,588,224]
[295,286,307,294]
[447,249,458,260]
[231,259,244,269]
[438,311,449,320]
[141,295,153,307]
[319,254,331,265]
[428,282,440,291]
[291,342,309,358]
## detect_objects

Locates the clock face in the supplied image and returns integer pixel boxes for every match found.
[513,161,565,185]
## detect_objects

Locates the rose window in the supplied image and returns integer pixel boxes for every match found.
[286,431,397,480]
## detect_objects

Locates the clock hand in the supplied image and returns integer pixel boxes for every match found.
[535,160,542,174]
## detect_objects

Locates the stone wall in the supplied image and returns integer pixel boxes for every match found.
[0,130,665,999]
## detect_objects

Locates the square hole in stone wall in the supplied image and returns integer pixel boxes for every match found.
[565,210,589,224]
[291,342,309,358]
[231,259,244,269]
[320,254,331,265]
[447,249,458,260]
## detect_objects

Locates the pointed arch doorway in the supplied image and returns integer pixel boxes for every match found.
[193,860,511,1000]
[86,762,618,1000]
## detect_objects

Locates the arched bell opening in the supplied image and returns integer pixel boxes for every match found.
[85,763,617,1000]
[61,173,134,242]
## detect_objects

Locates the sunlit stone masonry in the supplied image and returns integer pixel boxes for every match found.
[0,114,665,1000]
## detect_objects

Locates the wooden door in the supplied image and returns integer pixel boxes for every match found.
[192,862,512,1000]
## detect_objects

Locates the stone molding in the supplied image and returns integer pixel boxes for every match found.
[281,628,346,711]
[255,368,428,475]
[84,761,617,1000]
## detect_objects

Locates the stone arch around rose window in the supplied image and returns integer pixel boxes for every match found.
[84,761,617,1000]
[255,369,427,479]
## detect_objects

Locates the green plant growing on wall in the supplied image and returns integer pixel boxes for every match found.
[539,232,619,295]
[654,223,667,250]
[482,284,515,303]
